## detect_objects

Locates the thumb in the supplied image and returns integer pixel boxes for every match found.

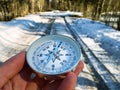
[0,51,26,88]
[57,72,77,90]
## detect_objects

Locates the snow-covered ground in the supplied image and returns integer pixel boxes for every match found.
[0,12,120,89]
[68,17,120,83]
[71,18,120,62]
[40,11,83,17]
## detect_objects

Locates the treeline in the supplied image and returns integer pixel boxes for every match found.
[0,0,120,21]
[0,0,45,20]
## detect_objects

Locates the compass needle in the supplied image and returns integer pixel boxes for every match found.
[27,35,81,75]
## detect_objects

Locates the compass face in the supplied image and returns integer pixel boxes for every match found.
[27,35,81,75]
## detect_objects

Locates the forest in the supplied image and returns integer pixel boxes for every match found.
[0,0,120,29]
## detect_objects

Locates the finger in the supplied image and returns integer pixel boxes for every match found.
[0,51,26,88]
[43,80,62,90]
[26,76,47,90]
[2,80,12,90]
[41,75,65,81]
[57,72,77,90]
[11,65,33,90]
[74,61,84,76]
[26,80,39,90]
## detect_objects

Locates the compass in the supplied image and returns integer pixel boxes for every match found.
[26,35,81,75]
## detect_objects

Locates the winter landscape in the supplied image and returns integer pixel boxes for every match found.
[0,11,120,90]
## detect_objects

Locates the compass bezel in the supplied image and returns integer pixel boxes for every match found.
[26,35,81,75]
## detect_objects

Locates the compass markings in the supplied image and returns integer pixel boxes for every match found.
[52,64,55,70]
[29,36,80,75]
[65,54,71,56]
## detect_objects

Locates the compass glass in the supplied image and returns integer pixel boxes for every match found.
[27,35,81,75]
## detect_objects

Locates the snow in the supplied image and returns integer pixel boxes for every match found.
[70,18,120,59]
[0,11,120,70]
[40,11,83,17]
[68,17,120,83]
[0,11,120,89]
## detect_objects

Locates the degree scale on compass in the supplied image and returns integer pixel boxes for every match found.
[26,35,81,75]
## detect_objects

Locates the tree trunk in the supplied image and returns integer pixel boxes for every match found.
[117,16,120,30]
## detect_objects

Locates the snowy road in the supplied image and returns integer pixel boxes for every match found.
[0,13,120,90]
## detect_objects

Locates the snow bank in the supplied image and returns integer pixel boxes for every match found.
[40,11,83,17]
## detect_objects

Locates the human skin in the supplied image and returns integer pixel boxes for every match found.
[0,51,84,90]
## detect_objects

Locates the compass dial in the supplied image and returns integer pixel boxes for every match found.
[27,35,81,75]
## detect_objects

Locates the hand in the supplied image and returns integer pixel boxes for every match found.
[0,51,84,90]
